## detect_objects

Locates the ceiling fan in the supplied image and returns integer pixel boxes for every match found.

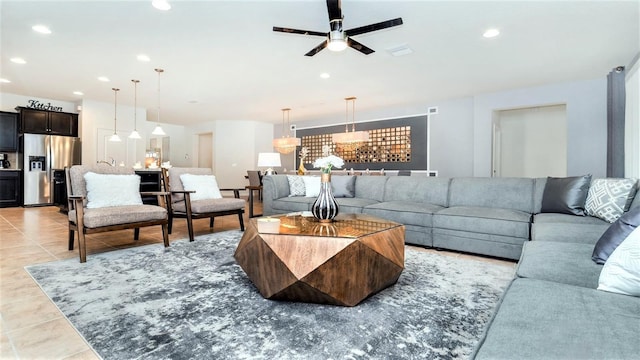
[273,0,403,56]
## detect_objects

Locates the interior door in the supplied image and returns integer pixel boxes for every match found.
[493,105,567,178]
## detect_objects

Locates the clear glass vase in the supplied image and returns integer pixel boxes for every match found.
[311,173,340,223]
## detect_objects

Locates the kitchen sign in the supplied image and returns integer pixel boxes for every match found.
[26,100,63,112]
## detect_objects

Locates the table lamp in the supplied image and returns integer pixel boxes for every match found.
[257,152,281,175]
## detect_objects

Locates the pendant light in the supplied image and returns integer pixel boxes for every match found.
[332,96,369,149]
[109,88,122,142]
[273,107,301,154]
[129,79,141,139]
[152,68,166,136]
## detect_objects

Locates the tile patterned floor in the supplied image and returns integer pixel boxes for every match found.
[0,200,512,359]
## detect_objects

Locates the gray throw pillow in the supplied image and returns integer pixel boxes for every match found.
[331,175,356,198]
[592,207,640,264]
[541,175,592,216]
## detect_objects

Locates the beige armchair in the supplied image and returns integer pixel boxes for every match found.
[163,167,245,241]
[66,165,170,263]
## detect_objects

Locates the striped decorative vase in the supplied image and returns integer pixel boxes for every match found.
[311,173,339,223]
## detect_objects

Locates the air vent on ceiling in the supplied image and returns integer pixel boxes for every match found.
[386,44,413,57]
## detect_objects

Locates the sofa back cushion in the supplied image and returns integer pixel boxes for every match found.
[384,177,450,206]
[354,176,389,202]
[448,177,535,213]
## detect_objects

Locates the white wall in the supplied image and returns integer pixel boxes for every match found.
[185,120,274,189]
[473,78,607,178]
[625,54,640,178]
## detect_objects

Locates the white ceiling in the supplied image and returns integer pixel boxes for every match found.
[1,0,638,126]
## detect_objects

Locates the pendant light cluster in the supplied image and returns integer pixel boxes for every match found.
[107,68,166,142]
[273,107,301,154]
[332,96,369,150]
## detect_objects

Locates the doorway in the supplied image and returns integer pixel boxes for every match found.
[492,104,567,178]
[198,133,213,169]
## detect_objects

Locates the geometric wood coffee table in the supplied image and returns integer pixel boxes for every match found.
[234,213,405,306]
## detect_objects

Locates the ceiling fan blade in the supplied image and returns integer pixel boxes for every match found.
[345,17,403,37]
[347,38,375,55]
[305,41,328,57]
[273,26,327,37]
[326,0,342,21]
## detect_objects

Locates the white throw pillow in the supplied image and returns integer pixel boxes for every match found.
[301,176,321,197]
[598,226,640,297]
[84,172,143,209]
[179,174,222,201]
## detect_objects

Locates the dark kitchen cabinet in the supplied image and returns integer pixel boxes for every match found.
[17,107,78,137]
[0,171,22,207]
[0,112,18,151]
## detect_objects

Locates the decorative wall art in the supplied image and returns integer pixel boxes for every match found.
[296,114,428,170]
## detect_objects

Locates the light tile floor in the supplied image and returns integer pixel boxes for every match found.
[0,200,513,359]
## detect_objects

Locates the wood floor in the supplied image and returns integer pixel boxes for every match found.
[0,199,511,359]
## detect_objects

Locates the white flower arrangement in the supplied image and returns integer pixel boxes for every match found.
[313,154,344,174]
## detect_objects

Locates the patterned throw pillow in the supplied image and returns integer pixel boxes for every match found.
[287,175,306,197]
[585,178,638,223]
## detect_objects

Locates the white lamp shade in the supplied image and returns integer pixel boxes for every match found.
[257,152,281,167]
[129,130,141,139]
[109,133,122,142]
[152,125,166,136]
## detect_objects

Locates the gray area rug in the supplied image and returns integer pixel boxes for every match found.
[26,231,514,359]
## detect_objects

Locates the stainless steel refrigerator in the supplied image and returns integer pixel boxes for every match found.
[22,134,81,206]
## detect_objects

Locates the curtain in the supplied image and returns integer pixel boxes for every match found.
[607,66,626,178]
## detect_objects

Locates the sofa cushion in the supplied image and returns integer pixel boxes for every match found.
[335,198,379,213]
[383,177,450,206]
[331,175,356,198]
[598,226,640,297]
[592,207,640,264]
[433,206,531,238]
[531,222,608,244]
[301,176,321,197]
[516,241,602,289]
[69,205,167,228]
[271,197,316,213]
[473,278,640,360]
[541,174,591,215]
[432,229,525,260]
[172,198,245,214]
[353,176,389,202]
[585,178,638,222]
[364,201,445,227]
[533,212,609,225]
[448,177,535,213]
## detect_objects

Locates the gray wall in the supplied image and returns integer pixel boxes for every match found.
[285,77,607,178]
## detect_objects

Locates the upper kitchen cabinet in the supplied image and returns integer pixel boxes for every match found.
[0,112,19,151]
[16,107,79,137]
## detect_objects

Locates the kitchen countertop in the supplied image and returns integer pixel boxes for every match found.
[0,168,21,171]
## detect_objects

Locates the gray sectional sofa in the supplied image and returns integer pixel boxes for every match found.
[264,175,619,260]
[263,174,640,359]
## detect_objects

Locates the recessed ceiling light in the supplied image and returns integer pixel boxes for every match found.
[0,78,11,83]
[32,25,51,34]
[98,76,110,82]
[137,54,151,62]
[10,57,26,64]
[73,91,84,96]
[152,0,171,11]
[188,100,199,104]
[483,28,500,38]
[320,73,330,79]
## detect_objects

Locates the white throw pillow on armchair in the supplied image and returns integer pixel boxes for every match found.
[179,174,223,201]
[84,172,143,208]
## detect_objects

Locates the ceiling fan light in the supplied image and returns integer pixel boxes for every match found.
[328,39,348,52]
